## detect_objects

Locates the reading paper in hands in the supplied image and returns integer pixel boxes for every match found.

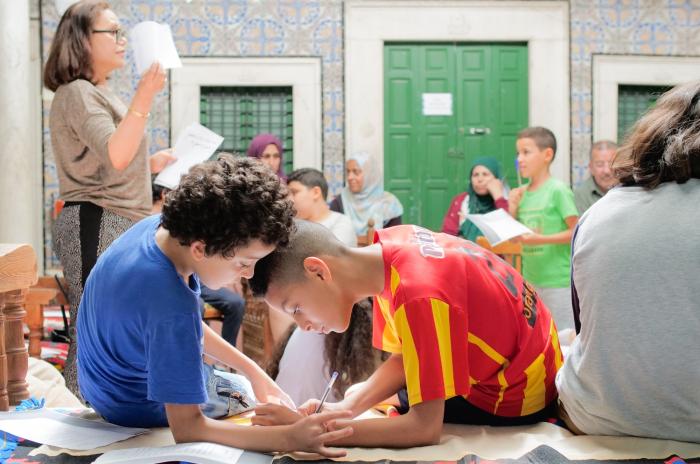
[130,21,182,75]
[467,209,533,246]
[154,123,224,189]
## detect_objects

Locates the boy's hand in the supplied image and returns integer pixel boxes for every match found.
[298,398,348,416]
[249,370,296,409]
[286,410,354,458]
[252,403,305,426]
[508,186,525,208]
[519,233,544,245]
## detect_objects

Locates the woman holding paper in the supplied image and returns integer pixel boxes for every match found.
[44,1,174,395]
[441,156,509,242]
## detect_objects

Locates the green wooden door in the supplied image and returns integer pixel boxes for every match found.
[384,43,528,230]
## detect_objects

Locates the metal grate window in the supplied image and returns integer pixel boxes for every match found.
[617,85,672,142]
[199,86,294,174]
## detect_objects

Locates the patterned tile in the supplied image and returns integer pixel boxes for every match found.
[570,0,700,187]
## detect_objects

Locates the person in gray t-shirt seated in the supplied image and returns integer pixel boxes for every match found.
[556,80,700,443]
[573,140,618,214]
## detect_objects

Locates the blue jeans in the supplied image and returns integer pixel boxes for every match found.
[200,363,256,419]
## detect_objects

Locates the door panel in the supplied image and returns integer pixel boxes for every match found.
[384,43,527,230]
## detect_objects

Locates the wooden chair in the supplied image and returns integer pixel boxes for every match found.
[240,280,273,365]
[0,244,36,410]
[476,236,523,274]
[356,218,376,247]
[24,275,69,359]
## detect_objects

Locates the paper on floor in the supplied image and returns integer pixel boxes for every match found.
[0,408,147,450]
[93,442,272,464]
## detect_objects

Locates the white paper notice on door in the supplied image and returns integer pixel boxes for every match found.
[154,123,224,189]
[130,21,182,75]
[422,93,453,116]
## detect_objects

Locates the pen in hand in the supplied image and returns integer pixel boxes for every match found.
[315,371,339,414]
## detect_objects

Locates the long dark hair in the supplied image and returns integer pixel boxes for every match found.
[266,299,379,398]
[614,80,700,189]
[43,0,110,91]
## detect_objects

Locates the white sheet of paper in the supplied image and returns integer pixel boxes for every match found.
[0,409,147,450]
[422,93,453,116]
[129,21,182,75]
[154,123,224,189]
[467,209,533,246]
[93,442,272,464]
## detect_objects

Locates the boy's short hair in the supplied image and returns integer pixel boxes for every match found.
[517,127,558,159]
[161,154,295,257]
[249,219,345,296]
[287,168,329,201]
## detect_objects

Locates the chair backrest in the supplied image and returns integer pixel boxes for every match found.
[356,218,376,247]
[475,236,523,274]
[35,275,69,307]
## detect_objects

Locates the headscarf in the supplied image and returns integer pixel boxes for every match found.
[246,133,285,180]
[459,156,503,241]
[340,151,404,235]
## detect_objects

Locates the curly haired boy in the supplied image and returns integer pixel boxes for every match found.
[77,155,352,457]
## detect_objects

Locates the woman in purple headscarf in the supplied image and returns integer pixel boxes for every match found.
[246,133,286,180]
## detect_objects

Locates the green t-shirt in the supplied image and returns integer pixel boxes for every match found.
[517,177,578,288]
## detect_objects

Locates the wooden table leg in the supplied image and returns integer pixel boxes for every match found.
[3,289,29,405]
[0,293,8,411]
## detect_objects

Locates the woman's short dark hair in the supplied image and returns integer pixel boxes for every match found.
[43,0,110,92]
[160,154,296,257]
[614,80,700,189]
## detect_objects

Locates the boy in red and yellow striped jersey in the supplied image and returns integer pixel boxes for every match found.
[249,220,562,448]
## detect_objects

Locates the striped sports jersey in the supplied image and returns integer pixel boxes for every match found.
[372,225,562,417]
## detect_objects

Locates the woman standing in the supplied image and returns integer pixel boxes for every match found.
[44,0,174,394]
[441,156,508,242]
[329,151,403,235]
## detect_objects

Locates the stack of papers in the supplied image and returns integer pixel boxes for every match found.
[154,123,224,189]
[466,209,532,246]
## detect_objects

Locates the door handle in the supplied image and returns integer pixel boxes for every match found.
[468,127,491,135]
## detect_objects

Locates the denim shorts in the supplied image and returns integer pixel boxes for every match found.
[200,363,257,419]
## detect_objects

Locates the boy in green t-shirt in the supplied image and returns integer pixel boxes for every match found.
[509,127,579,331]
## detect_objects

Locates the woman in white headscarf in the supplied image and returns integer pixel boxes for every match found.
[330,151,403,235]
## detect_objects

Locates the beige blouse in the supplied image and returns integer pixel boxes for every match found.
[49,79,151,221]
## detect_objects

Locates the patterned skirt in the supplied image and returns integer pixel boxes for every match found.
[52,202,135,397]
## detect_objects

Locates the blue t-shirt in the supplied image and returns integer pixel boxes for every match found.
[77,215,207,427]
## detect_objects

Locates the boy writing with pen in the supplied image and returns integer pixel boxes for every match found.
[251,219,562,447]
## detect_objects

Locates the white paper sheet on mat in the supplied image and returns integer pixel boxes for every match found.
[0,408,147,450]
[93,442,271,464]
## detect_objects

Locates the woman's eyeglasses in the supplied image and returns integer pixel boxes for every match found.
[93,28,127,42]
